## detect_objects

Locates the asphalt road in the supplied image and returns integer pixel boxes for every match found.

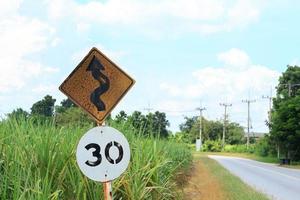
[208,155,300,200]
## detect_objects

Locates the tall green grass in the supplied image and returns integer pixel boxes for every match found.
[0,117,192,199]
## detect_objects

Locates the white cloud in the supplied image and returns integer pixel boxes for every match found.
[75,0,147,25]
[72,44,128,64]
[156,100,196,117]
[32,84,57,94]
[50,37,61,47]
[76,22,91,33]
[190,0,263,34]
[188,65,278,99]
[160,48,280,131]
[162,48,279,100]
[0,2,56,92]
[45,0,266,35]
[73,0,226,24]
[159,83,181,96]
[166,0,225,20]
[44,67,60,73]
[0,0,22,17]
[227,0,260,27]
[218,48,250,67]
[0,16,53,58]
[46,0,74,20]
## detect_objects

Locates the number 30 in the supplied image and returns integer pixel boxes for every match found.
[85,141,124,167]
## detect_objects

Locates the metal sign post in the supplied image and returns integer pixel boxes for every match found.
[98,122,113,200]
[99,122,113,200]
[59,47,135,200]
[103,181,113,200]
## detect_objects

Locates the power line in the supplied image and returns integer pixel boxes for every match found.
[220,103,232,149]
[242,99,256,149]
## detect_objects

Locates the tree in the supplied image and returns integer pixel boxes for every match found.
[179,116,199,142]
[276,65,300,99]
[226,122,245,144]
[204,120,223,141]
[31,95,56,117]
[271,65,300,160]
[148,111,170,138]
[126,111,170,137]
[55,107,93,127]
[271,97,300,159]
[55,98,76,113]
[128,111,147,133]
[61,98,76,108]
[115,110,128,123]
[179,116,244,144]
[179,116,198,133]
[7,108,29,119]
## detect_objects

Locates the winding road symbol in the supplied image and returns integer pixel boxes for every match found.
[59,47,135,124]
[87,56,110,111]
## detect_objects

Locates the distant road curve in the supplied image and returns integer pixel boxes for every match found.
[208,155,300,200]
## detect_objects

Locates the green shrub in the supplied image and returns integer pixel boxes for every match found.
[254,137,271,157]
[203,140,222,152]
[224,144,255,153]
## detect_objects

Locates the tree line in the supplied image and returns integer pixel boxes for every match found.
[7,97,170,138]
[176,116,245,144]
[7,94,244,142]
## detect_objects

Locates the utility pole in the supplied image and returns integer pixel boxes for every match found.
[196,106,206,151]
[262,88,273,124]
[242,99,256,149]
[220,103,232,149]
[262,89,278,157]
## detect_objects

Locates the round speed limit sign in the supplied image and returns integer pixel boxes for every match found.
[76,126,130,182]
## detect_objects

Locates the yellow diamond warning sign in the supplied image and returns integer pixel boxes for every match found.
[59,47,135,124]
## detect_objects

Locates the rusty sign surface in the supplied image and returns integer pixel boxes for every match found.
[59,47,135,124]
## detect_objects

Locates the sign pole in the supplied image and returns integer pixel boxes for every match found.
[98,122,113,200]
[103,181,113,200]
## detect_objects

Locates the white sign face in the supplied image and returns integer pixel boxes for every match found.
[76,126,130,182]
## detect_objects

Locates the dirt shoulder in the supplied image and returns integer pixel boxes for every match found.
[181,154,269,200]
[181,158,225,200]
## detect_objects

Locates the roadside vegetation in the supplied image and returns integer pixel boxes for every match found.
[0,99,192,199]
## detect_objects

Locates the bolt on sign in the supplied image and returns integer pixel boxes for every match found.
[59,47,135,124]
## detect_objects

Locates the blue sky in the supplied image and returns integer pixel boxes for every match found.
[1,0,300,133]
